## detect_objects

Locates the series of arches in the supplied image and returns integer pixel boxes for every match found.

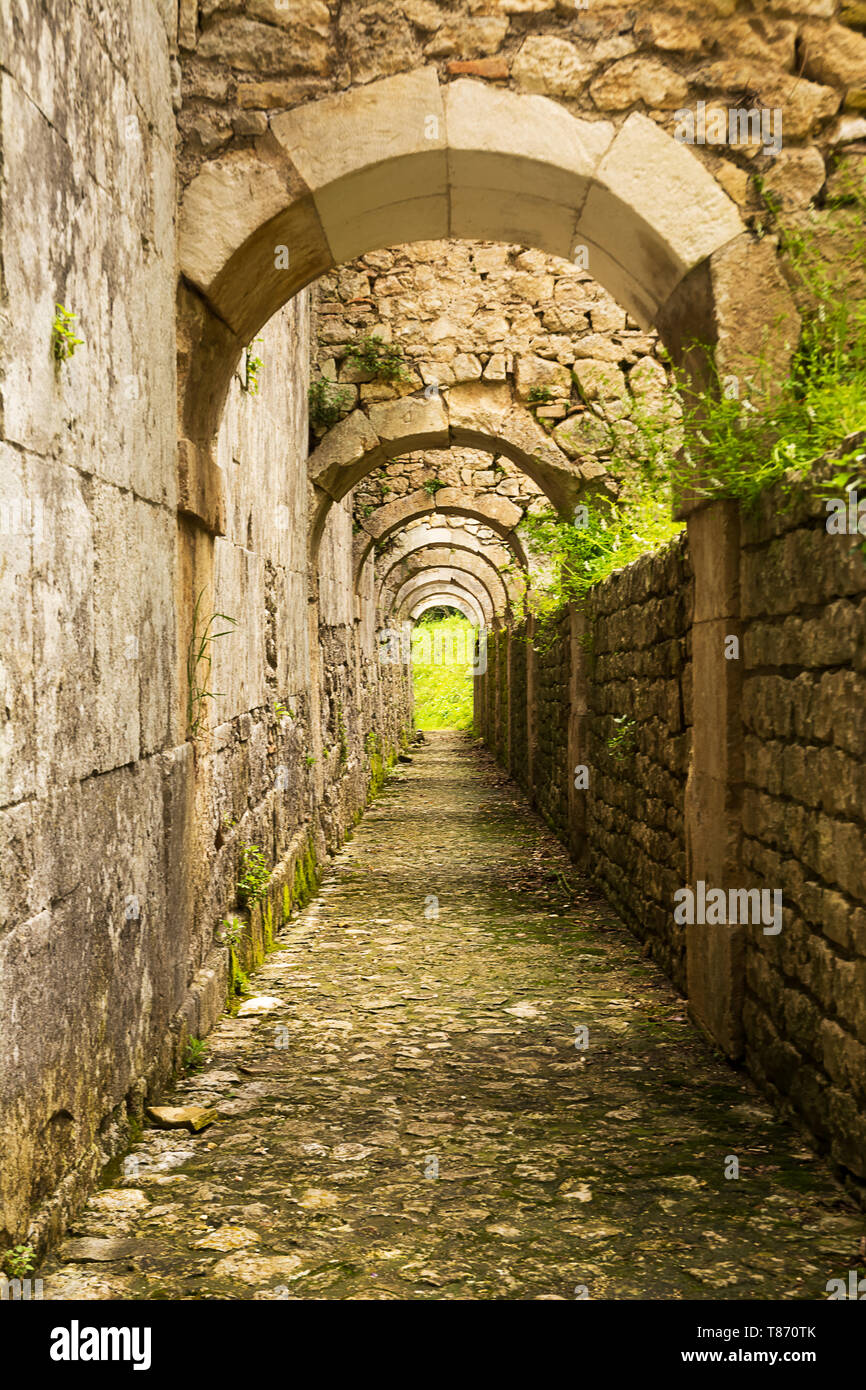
[176,68,753,558]
[171,62,803,1057]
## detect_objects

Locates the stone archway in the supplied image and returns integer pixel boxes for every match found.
[374,526,518,602]
[381,544,513,616]
[177,68,800,1065]
[309,389,581,566]
[389,568,499,627]
[410,594,484,627]
[400,579,490,627]
[176,70,759,533]
[354,486,528,590]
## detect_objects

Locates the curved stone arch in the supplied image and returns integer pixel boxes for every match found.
[389,567,497,628]
[353,486,529,590]
[177,70,749,530]
[410,594,484,626]
[309,391,585,569]
[383,550,509,620]
[375,525,518,599]
[381,546,511,612]
[394,575,492,625]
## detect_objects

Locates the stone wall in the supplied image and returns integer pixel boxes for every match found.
[178,0,866,210]
[313,240,666,520]
[584,534,693,990]
[0,0,413,1258]
[509,620,528,785]
[0,0,183,1255]
[530,609,572,840]
[479,470,866,1185]
[739,458,866,1183]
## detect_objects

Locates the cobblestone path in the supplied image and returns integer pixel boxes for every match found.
[42,733,863,1300]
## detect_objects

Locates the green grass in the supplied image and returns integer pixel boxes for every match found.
[412,613,476,730]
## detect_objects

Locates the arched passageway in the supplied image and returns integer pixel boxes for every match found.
[390,567,499,626]
[380,544,516,616]
[178,74,744,468]
[353,487,528,591]
[7,0,866,1315]
[410,595,483,625]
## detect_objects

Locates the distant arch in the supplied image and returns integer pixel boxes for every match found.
[309,390,581,570]
[354,486,528,590]
[388,569,498,626]
[375,526,516,599]
[381,547,513,618]
[410,594,484,626]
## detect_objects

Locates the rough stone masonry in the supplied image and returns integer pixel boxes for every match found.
[0,0,865,1274]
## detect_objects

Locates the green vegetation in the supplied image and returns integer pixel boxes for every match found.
[3,1244,36,1278]
[412,612,476,731]
[345,332,410,382]
[220,917,250,998]
[523,176,866,609]
[52,304,83,362]
[184,1037,208,1073]
[309,375,354,428]
[244,339,264,394]
[290,842,318,910]
[606,715,637,760]
[236,841,270,908]
[423,478,447,495]
[522,484,683,615]
[186,592,236,738]
[262,899,275,950]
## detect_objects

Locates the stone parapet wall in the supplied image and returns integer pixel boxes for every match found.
[585,535,693,990]
[532,610,572,840]
[480,473,866,1184]
[738,459,866,1181]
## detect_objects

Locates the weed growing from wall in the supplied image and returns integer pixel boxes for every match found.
[244,338,264,394]
[345,333,411,382]
[186,591,236,738]
[3,1245,35,1278]
[51,304,83,362]
[309,375,353,428]
[184,1037,207,1073]
[220,917,250,998]
[236,842,270,908]
[606,716,637,760]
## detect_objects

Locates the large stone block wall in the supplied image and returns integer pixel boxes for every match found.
[482,473,866,1183]
[531,610,572,840]
[178,0,865,216]
[739,464,866,1181]
[509,622,528,786]
[584,535,693,990]
[0,0,183,1256]
[0,0,413,1257]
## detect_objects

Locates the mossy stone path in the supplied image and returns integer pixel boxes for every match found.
[41,733,863,1300]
